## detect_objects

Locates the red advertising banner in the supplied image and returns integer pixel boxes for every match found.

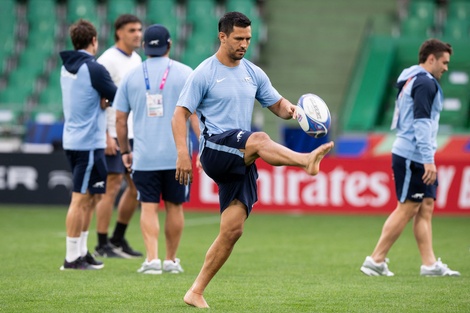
[187,155,470,215]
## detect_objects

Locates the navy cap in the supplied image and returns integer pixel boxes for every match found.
[143,24,171,56]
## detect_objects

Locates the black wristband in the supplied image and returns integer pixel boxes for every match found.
[121,150,130,155]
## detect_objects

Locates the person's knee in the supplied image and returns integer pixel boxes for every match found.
[250,132,271,147]
[106,174,123,197]
[221,224,244,244]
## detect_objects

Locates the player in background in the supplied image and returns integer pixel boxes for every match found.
[59,19,116,270]
[115,24,198,274]
[94,14,143,259]
[360,38,460,277]
[172,11,334,308]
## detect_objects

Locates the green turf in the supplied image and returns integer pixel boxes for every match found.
[0,206,468,312]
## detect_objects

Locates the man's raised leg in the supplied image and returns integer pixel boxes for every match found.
[243,132,333,175]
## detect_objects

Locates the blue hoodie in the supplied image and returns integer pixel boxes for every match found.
[391,65,443,164]
[60,50,117,150]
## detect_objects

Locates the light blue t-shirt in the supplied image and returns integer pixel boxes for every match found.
[176,55,282,152]
[114,57,193,170]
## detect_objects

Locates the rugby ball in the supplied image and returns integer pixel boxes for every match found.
[296,93,331,138]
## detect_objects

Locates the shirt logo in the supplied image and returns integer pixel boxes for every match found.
[216,78,226,83]
[92,181,105,188]
[411,193,424,200]
[236,131,246,142]
[245,76,251,82]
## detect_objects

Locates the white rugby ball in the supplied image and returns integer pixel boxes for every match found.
[296,93,331,138]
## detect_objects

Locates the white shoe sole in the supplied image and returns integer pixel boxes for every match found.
[138,269,162,275]
[361,266,381,276]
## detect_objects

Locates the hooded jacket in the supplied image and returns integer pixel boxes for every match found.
[60,50,117,150]
[391,65,443,164]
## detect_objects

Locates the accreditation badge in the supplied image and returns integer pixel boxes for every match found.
[146,93,163,117]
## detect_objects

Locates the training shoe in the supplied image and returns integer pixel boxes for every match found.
[420,258,461,277]
[84,251,104,269]
[94,244,124,258]
[60,257,97,270]
[137,259,162,274]
[109,238,143,258]
[360,256,395,276]
[163,258,184,274]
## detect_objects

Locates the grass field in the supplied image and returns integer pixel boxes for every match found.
[0,205,468,313]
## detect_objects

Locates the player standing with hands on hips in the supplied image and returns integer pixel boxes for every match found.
[360,38,460,277]
[172,11,334,308]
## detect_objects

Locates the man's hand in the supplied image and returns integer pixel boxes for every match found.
[121,153,132,172]
[175,153,193,185]
[100,98,109,110]
[105,134,118,155]
[422,163,437,185]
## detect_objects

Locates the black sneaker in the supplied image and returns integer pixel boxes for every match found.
[84,251,104,269]
[60,257,97,270]
[109,238,143,258]
[94,244,125,258]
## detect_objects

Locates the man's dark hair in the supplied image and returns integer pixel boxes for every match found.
[114,14,142,42]
[218,11,251,36]
[70,19,97,50]
[418,38,453,64]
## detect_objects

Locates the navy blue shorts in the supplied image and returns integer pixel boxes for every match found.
[132,169,189,203]
[392,153,438,203]
[65,149,108,194]
[106,138,133,174]
[200,129,258,214]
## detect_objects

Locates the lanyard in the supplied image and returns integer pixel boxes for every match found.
[143,59,173,93]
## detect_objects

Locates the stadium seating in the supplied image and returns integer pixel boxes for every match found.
[408,0,436,24]
[145,0,181,45]
[66,0,99,27]
[447,0,470,21]
[399,0,438,37]
[107,0,136,24]
[443,19,470,40]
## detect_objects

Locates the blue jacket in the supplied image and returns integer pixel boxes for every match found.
[391,65,443,164]
[60,50,116,150]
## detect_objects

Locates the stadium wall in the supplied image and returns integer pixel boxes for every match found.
[1,151,469,214]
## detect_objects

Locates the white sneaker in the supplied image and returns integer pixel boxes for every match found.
[360,256,395,276]
[137,259,162,275]
[420,258,460,277]
[163,258,184,274]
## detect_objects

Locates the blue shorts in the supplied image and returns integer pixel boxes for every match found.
[200,129,258,214]
[65,149,108,194]
[392,153,438,203]
[106,138,133,174]
[132,169,189,203]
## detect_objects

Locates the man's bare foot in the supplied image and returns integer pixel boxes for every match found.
[184,289,209,308]
[305,141,334,175]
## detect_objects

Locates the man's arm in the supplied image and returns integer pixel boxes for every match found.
[412,76,437,185]
[172,106,193,185]
[88,62,117,103]
[267,97,296,120]
[116,109,131,171]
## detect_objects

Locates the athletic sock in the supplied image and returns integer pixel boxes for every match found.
[111,222,128,243]
[97,233,108,247]
[66,236,81,263]
[79,231,89,257]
